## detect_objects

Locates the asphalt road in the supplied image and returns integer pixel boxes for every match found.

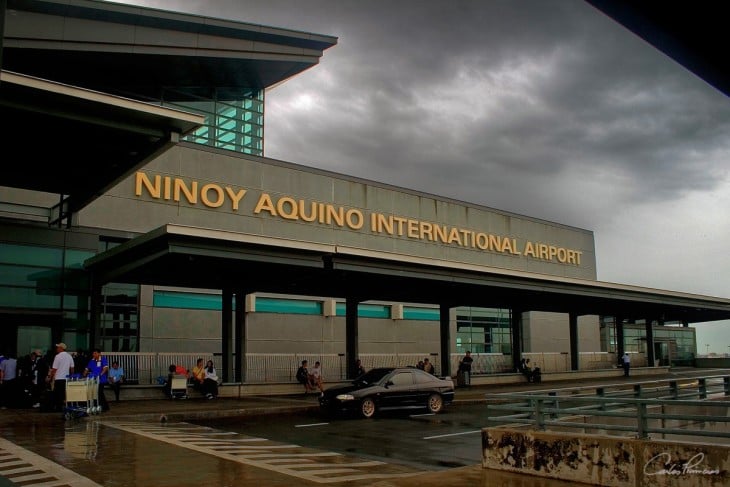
[197,403,493,470]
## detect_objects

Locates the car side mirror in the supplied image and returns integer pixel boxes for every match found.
[385,380,394,387]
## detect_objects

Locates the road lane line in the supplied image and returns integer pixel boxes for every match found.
[423,430,481,439]
[295,422,329,427]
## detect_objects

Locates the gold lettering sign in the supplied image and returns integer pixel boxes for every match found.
[134,172,582,266]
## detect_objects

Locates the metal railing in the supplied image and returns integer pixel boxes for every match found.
[105,352,451,385]
[485,376,730,440]
[104,351,652,385]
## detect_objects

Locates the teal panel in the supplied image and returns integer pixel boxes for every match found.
[403,306,439,321]
[153,291,222,310]
[256,297,322,315]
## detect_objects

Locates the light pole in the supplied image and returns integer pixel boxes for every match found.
[705,343,710,356]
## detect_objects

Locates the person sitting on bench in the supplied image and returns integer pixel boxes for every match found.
[519,358,540,383]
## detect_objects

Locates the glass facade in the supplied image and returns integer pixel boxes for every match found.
[0,237,140,354]
[455,307,511,354]
[600,317,696,366]
[163,87,264,156]
[97,239,139,353]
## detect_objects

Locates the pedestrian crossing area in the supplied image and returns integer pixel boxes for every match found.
[104,420,418,484]
[0,437,101,487]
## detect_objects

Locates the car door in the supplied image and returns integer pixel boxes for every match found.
[379,370,417,409]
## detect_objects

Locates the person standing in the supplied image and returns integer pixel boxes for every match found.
[84,348,110,412]
[0,352,18,408]
[108,361,125,402]
[622,352,631,377]
[48,343,74,412]
[28,350,49,408]
[310,361,324,395]
[423,357,435,375]
[354,359,366,378]
[459,351,474,386]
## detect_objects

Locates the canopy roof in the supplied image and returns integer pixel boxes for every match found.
[0,71,204,217]
[85,224,730,324]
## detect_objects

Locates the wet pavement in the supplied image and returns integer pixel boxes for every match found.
[0,368,726,486]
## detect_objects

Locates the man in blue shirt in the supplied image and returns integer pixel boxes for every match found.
[108,361,125,402]
[84,348,110,411]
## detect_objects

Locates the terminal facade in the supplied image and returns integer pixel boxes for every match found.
[1,0,726,380]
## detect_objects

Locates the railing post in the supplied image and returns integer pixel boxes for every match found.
[637,402,648,439]
[669,380,678,399]
[533,398,546,430]
[698,378,707,399]
[549,391,558,419]
[596,387,605,410]
[724,376,730,396]
[633,384,642,397]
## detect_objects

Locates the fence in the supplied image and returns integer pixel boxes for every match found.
[105,351,637,385]
[485,375,730,440]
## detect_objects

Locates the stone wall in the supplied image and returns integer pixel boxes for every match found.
[483,428,729,486]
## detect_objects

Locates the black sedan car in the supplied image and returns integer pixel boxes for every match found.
[318,367,455,418]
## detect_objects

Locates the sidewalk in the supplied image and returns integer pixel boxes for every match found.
[1,367,722,427]
[0,368,726,487]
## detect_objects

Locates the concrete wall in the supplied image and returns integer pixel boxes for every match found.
[78,144,597,280]
[484,428,729,486]
[523,311,601,354]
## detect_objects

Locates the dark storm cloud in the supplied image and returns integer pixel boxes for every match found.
[119,0,730,306]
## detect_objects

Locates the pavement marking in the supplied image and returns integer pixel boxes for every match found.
[0,437,101,487]
[295,422,330,427]
[423,430,481,440]
[105,420,418,484]
[409,413,435,417]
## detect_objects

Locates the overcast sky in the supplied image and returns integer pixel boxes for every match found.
[116,0,730,353]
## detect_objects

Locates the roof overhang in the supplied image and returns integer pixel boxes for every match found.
[85,224,730,324]
[2,0,338,96]
[585,0,730,97]
[0,70,204,216]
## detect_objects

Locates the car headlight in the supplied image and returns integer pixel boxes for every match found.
[335,394,355,401]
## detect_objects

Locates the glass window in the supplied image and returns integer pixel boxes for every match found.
[0,243,62,267]
[390,372,413,386]
[456,307,511,354]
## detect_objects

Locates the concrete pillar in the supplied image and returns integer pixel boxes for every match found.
[440,304,451,376]
[89,276,102,349]
[645,319,656,366]
[221,287,233,382]
[345,297,360,379]
[511,309,523,372]
[615,315,625,356]
[234,289,246,383]
[569,313,579,371]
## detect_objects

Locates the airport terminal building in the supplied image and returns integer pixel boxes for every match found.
[2,0,729,382]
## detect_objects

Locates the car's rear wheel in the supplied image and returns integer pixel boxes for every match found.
[360,397,376,418]
[426,393,443,414]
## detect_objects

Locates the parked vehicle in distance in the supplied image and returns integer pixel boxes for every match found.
[318,367,455,418]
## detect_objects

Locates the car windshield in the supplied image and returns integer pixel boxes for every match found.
[353,368,392,386]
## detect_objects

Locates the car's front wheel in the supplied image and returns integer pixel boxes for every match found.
[360,397,376,418]
[426,393,443,414]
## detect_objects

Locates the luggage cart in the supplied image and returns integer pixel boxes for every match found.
[63,377,100,420]
[170,375,188,399]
